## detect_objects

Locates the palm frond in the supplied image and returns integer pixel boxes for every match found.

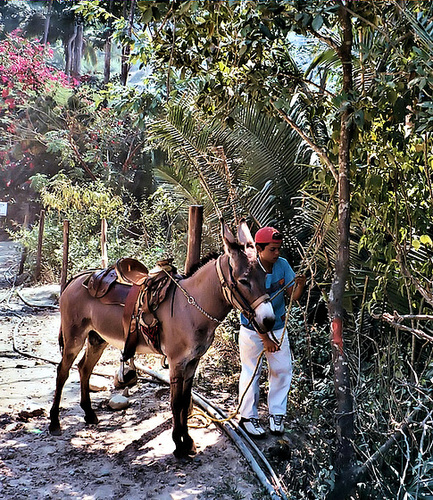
[149,84,315,236]
[149,97,245,228]
[245,180,276,227]
[211,101,314,226]
[394,1,433,53]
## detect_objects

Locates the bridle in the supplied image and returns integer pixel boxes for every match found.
[215,255,270,334]
[163,255,270,331]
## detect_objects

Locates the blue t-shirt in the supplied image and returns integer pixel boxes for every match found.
[241,257,295,331]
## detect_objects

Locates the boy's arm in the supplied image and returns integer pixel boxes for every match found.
[286,275,306,301]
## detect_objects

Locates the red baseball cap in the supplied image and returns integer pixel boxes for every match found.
[254,227,282,244]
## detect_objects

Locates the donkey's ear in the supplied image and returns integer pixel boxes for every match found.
[237,218,257,260]
[237,218,254,246]
[221,220,237,251]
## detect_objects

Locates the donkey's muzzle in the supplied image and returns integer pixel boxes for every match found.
[254,300,275,333]
[262,315,276,332]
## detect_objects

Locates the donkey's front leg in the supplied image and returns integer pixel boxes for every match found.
[170,360,199,458]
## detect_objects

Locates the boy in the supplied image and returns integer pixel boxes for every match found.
[239,226,306,438]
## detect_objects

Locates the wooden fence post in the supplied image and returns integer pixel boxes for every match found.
[60,220,69,293]
[19,210,30,275]
[184,205,203,275]
[101,218,108,268]
[35,209,45,280]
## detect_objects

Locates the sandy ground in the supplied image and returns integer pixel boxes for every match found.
[0,240,268,500]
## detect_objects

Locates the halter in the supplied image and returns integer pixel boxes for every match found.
[216,255,270,333]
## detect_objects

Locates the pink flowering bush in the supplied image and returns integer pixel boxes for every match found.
[0,29,150,242]
[0,30,75,194]
[0,30,72,109]
[0,30,144,191]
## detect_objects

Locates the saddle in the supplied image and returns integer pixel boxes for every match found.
[83,257,176,360]
[86,257,149,299]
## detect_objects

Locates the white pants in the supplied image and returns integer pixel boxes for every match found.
[238,325,292,418]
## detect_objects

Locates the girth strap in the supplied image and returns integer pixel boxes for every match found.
[122,284,141,360]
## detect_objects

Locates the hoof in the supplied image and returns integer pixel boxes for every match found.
[49,424,61,436]
[84,413,99,425]
[173,448,194,459]
[114,370,138,389]
[173,440,197,459]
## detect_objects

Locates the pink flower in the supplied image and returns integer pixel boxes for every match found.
[5,98,15,110]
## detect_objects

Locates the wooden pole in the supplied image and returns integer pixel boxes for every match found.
[101,218,108,268]
[19,210,30,275]
[60,220,69,293]
[18,247,27,276]
[184,205,203,275]
[18,210,31,275]
[35,209,45,280]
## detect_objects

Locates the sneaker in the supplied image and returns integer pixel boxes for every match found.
[239,417,266,438]
[269,414,285,435]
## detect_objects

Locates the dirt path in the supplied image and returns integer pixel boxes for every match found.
[0,240,267,500]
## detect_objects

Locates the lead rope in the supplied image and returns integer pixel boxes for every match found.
[189,285,299,426]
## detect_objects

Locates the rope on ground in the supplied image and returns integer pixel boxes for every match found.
[135,363,288,500]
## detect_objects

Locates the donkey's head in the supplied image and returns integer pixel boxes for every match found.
[221,219,275,333]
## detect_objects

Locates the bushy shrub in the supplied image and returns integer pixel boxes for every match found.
[16,174,187,280]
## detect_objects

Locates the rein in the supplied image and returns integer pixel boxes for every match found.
[162,255,269,325]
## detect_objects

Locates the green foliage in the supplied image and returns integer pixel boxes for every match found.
[354,126,433,313]
[33,172,123,219]
[17,175,187,278]
[5,1,433,497]
[0,30,152,217]
[134,186,188,268]
[150,90,312,236]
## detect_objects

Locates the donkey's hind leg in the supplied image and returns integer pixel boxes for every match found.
[78,331,108,425]
[49,326,86,435]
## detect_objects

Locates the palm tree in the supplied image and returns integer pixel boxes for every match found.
[149,91,314,244]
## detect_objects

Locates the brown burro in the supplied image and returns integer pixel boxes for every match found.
[49,220,275,458]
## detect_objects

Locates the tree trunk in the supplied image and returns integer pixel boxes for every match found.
[65,26,77,77]
[104,0,114,84]
[327,3,356,497]
[120,0,136,86]
[104,35,112,84]
[42,0,53,45]
[71,23,83,79]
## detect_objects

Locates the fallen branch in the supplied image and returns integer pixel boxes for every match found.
[371,311,433,343]
[327,410,420,499]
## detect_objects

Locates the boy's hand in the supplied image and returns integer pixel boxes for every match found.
[261,334,280,353]
[295,275,307,286]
